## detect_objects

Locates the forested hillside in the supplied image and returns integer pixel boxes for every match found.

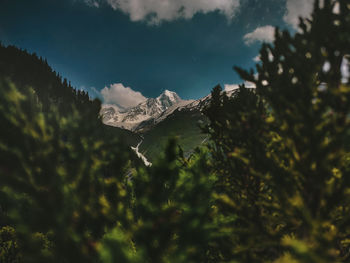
[0,43,141,146]
[0,44,94,115]
[0,0,350,262]
[139,108,207,161]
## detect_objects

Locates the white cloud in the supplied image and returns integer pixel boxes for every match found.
[243,25,275,46]
[101,83,147,109]
[86,0,240,24]
[284,0,313,29]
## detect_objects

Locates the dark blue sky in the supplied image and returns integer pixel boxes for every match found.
[0,0,298,100]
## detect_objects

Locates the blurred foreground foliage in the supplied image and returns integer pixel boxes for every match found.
[0,80,136,262]
[1,0,350,262]
[203,0,350,261]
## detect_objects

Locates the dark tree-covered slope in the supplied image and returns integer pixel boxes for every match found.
[139,108,207,161]
[0,43,95,115]
[0,43,140,146]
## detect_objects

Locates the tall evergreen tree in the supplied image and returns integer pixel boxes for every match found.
[203,0,350,261]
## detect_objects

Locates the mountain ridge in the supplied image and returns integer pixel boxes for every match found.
[101,89,194,131]
[100,88,239,133]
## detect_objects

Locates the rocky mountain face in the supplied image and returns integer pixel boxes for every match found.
[100,88,238,132]
[101,90,195,131]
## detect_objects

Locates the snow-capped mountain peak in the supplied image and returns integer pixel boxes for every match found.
[101,90,189,131]
[154,90,182,110]
[100,88,243,132]
[157,90,181,104]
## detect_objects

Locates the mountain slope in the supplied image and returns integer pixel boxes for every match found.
[139,107,207,161]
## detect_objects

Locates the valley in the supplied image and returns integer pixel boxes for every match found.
[101,89,212,161]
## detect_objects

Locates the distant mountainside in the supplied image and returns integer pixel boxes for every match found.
[139,107,207,162]
[136,91,240,161]
[100,88,224,162]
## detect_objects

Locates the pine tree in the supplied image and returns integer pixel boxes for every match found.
[203,0,350,261]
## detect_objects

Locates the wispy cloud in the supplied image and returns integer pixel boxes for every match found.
[101,83,147,109]
[84,0,240,24]
[243,25,275,46]
[283,0,313,29]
